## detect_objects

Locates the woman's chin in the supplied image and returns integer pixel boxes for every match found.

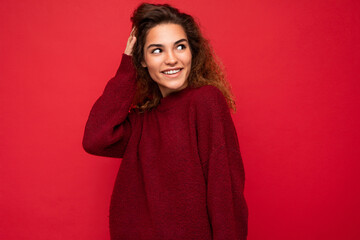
[158,81,188,97]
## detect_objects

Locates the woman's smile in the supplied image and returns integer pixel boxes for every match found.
[161,68,183,77]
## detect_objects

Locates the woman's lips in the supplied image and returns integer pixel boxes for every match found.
[161,68,183,78]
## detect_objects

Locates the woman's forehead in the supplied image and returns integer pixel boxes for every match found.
[145,23,188,45]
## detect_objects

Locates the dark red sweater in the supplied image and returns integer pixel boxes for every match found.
[82,54,248,240]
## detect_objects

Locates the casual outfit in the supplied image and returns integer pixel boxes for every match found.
[82,53,248,239]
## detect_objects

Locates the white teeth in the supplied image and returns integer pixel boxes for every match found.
[163,69,181,75]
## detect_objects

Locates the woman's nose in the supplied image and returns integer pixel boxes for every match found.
[164,51,178,65]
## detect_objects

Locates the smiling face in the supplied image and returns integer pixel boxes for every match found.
[141,23,192,98]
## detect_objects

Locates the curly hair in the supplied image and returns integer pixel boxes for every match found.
[129,3,236,113]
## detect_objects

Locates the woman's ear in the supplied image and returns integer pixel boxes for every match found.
[141,60,147,68]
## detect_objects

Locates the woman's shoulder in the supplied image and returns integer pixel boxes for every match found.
[192,84,222,95]
[189,84,233,127]
[190,85,227,108]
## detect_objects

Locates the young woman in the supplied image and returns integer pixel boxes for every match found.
[83,3,248,240]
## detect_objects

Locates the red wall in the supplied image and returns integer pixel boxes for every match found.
[1,0,359,239]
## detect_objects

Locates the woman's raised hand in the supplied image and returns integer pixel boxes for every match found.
[124,27,137,56]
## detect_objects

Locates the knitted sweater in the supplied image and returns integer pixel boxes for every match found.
[82,54,248,240]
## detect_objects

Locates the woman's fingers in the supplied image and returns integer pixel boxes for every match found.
[130,27,135,37]
[125,28,137,56]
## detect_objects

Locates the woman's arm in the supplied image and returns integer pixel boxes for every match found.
[82,53,136,158]
[194,85,248,239]
[82,29,138,158]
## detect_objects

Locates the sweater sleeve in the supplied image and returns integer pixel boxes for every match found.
[82,53,137,158]
[194,86,248,240]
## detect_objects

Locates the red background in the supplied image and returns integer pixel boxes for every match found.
[1,0,360,239]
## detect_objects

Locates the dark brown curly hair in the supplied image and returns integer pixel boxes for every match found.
[129,3,236,113]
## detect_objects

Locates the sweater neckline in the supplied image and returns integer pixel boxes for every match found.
[155,85,192,112]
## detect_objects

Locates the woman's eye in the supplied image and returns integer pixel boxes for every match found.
[177,44,186,50]
[152,48,161,54]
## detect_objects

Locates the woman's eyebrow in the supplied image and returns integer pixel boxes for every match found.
[147,39,188,49]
